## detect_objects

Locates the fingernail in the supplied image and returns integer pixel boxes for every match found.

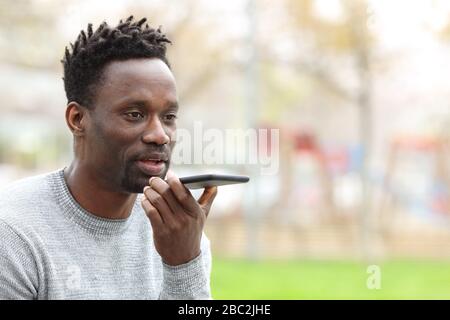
[143,186,150,192]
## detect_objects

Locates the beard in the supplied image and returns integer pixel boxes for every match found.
[119,159,170,193]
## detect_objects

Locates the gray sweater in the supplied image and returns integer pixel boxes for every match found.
[0,168,212,300]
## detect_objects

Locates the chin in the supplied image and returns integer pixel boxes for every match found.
[122,166,169,194]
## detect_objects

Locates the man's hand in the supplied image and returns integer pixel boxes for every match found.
[141,171,217,266]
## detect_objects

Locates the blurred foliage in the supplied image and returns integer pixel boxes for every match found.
[253,0,375,125]
[0,0,65,69]
[286,0,371,52]
[260,64,311,123]
[438,19,450,42]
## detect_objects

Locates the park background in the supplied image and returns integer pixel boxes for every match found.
[0,0,449,299]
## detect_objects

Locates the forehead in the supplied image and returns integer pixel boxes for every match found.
[95,58,177,106]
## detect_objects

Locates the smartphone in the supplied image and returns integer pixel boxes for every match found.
[178,174,250,189]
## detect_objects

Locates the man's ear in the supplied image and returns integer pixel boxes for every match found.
[65,101,88,136]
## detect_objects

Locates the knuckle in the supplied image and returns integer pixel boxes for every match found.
[155,198,166,208]
[151,194,165,207]
[143,188,151,198]
[145,207,157,218]
[161,186,172,198]
[179,191,190,203]
[148,206,158,215]
[141,198,150,209]
[167,222,179,232]
[175,221,185,232]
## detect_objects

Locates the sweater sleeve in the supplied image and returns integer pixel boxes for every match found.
[159,233,212,300]
[0,220,39,300]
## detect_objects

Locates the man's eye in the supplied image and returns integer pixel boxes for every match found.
[163,114,178,122]
[125,112,144,120]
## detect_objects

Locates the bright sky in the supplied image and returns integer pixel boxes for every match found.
[313,0,450,48]
[56,0,450,49]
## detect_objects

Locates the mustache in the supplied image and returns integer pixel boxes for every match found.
[134,145,171,161]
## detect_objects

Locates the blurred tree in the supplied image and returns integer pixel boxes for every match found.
[123,1,234,105]
[256,0,376,258]
[0,0,65,70]
[263,0,375,106]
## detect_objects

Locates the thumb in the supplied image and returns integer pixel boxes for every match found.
[198,186,218,217]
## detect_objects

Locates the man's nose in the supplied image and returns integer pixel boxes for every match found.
[141,116,170,145]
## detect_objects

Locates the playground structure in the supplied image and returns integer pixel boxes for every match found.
[206,130,450,260]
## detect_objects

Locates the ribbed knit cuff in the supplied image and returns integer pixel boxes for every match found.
[160,251,211,300]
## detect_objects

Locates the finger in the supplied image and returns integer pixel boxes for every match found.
[165,169,175,180]
[144,187,176,226]
[141,197,163,227]
[198,186,218,217]
[148,177,183,215]
[165,172,200,216]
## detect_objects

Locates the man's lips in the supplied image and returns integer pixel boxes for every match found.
[136,152,169,162]
[135,159,166,176]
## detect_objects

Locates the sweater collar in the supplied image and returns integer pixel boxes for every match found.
[50,168,138,236]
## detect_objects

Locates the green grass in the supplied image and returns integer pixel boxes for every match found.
[210,258,450,299]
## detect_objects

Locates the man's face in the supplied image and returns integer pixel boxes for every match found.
[83,58,178,193]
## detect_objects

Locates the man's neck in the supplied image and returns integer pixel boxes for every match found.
[63,162,137,220]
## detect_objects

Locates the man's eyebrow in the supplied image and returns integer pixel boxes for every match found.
[121,100,147,108]
[167,102,179,111]
[119,100,178,110]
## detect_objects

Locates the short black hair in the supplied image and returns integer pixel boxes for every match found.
[62,16,171,107]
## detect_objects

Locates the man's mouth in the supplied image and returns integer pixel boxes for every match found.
[135,159,166,176]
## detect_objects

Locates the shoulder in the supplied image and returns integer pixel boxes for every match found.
[0,169,61,227]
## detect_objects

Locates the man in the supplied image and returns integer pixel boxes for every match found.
[0,16,217,299]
